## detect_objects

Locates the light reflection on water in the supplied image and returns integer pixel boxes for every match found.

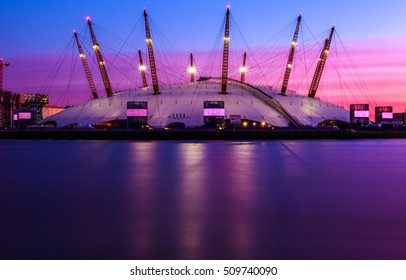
[1,139,406,259]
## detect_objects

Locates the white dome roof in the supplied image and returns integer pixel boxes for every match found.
[43,79,349,128]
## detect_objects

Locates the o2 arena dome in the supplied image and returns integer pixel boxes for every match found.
[43,78,349,129]
[41,8,354,129]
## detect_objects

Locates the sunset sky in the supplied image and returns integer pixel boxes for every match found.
[1,0,405,112]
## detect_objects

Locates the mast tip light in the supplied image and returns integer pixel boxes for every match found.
[188,66,197,75]
[226,4,230,8]
[86,16,91,21]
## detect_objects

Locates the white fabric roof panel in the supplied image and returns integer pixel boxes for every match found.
[43,80,349,128]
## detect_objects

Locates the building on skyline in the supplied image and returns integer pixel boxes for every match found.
[0,91,52,128]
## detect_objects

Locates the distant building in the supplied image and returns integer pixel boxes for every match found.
[18,93,49,106]
[375,106,393,124]
[42,104,65,119]
[349,104,370,125]
[0,91,20,128]
[393,113,406,125]
[0,91,50,128]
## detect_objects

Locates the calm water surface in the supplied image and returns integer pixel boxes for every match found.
[1,139,406,259]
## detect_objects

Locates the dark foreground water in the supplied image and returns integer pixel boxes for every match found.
[1,139,406,260]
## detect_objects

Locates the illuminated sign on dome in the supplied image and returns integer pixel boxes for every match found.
[203,108,225,116]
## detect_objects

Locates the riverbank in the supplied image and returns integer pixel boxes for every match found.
[2,128,406,140]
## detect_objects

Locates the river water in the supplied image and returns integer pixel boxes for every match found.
[1,139,406,259]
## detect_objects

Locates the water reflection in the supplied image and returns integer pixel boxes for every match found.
[178,143,205,259]
[1,140,406,259]
[128,142,159,257]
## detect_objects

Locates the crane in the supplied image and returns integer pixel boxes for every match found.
[143,8,160,95]
[87,17,113,97]
[73,30,99,99]
[308,26,335,98]
[281,14,302,95]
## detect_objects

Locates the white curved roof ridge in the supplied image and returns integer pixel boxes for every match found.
[42,80,349,128]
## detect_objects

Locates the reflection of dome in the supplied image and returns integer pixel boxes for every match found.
[42,79,349,128]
